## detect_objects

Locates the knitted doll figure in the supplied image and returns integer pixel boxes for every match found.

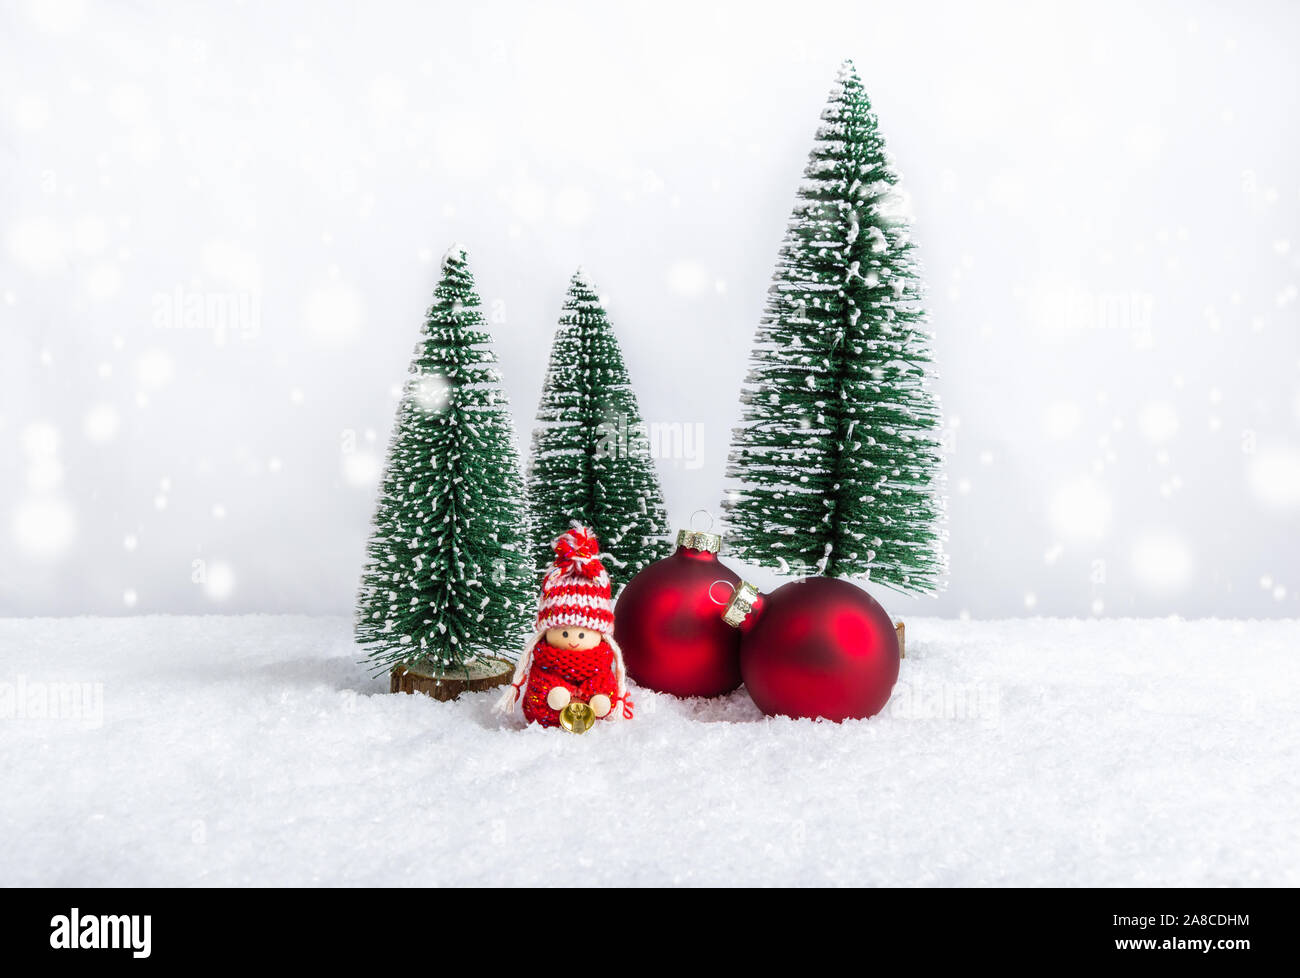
[497,526,632,728]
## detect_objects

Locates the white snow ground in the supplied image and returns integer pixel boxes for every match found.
[1,615,1296,887]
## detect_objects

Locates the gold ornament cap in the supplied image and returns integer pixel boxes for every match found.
[722,580,760,628]
[676,529,722,553]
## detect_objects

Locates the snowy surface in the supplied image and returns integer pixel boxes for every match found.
[2,614,1297,887]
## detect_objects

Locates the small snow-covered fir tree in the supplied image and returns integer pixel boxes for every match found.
[356,246,534,674]
[527,270,671,585]
[722,60,945,592]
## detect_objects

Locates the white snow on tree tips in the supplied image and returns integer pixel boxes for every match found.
[355,248,533,675]
[527,270,671,583]
[721,60,945,592]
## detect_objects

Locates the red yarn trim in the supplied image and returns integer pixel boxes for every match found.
[614,692,634,719]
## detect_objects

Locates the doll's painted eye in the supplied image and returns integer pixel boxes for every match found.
[562,631,569,638]
[578,632,585,640]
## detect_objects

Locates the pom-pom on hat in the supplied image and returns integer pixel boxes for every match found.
[536,525,614,635]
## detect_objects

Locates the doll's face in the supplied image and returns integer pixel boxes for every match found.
[546,627,601,651]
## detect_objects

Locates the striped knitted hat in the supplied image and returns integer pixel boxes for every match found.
[537,526,614,634]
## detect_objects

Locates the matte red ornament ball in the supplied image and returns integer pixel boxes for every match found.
[614,540,743,698]
[736,577,900,722]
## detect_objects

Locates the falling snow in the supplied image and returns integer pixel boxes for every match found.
[2,4,1297,622]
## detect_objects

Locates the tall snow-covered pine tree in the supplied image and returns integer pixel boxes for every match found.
[722,60,945,592]
[528,270,671,585]
[356,246,534,674]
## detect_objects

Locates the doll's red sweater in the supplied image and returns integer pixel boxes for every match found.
[522,639,620,728]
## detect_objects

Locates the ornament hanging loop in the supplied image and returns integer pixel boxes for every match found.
[689,509,715,533]
[707,579,737,607]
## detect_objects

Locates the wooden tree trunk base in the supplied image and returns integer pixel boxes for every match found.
[390,657,514,702]
[896,620,906,659]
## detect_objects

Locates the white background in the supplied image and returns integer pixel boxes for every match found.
[3,0,1298,620]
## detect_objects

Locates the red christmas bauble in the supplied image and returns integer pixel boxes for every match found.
[731,577,899,722]
[614,531,743,697]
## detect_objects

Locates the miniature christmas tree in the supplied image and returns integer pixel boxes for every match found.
[527,270,671,585]
[356,246,534,677]
[722,60,945,593]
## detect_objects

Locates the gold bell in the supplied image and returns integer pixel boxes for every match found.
[559,701,596,734]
